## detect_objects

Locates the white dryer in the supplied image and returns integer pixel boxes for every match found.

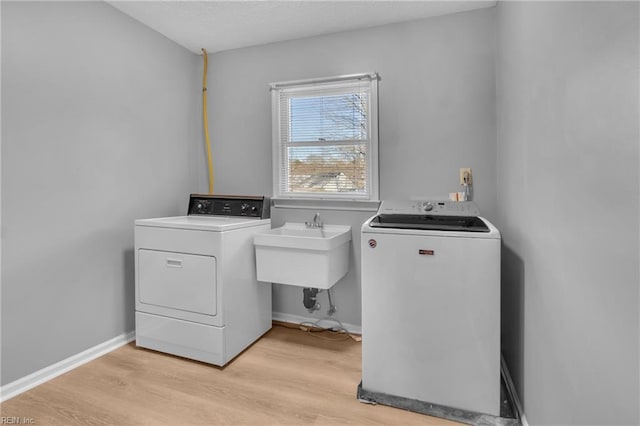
[135,194,271,366]
[360,200,501,417]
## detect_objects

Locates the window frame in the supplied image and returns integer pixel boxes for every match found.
[270,73,379,201]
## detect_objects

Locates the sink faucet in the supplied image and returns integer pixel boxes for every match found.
[305,212,323,228]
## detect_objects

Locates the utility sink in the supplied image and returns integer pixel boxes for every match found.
[254,222,351,289]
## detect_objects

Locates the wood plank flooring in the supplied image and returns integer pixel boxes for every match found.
[1,324,461,425]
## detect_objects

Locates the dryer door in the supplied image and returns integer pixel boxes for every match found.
[138,249,217,316]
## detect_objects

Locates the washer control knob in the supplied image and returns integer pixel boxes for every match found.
[422,202,434,212]
[241,203,250,213]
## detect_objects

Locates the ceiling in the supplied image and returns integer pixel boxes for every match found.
[107,1,496,55]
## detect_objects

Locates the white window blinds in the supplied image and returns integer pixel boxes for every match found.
[271,74,379,200]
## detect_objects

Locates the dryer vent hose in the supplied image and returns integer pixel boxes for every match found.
[201,48,214,194]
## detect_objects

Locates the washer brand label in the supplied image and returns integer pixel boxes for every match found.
[368,239,377,248]
[419,249,434,255]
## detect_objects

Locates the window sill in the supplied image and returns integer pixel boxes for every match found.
[271,197,380,212]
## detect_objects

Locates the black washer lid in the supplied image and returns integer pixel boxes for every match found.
[369,214,489,232]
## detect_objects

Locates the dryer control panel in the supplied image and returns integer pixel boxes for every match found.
[188,194,270,218]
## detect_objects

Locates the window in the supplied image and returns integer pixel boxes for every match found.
[271,73,379,200]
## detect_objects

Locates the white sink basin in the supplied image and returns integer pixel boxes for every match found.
[254,222,351,289]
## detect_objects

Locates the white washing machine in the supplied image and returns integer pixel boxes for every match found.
[360,200,501,417]
[135,194,271,366]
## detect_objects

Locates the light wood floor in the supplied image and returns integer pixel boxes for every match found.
[1,324,461,425]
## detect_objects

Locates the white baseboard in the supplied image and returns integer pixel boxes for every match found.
[0,331,135,403]
[272,311,362,334]
[500,354,527,426]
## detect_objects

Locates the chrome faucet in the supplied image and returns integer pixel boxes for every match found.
[305,212,323,228]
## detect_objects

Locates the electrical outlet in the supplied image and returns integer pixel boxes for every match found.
[459,168,472,185]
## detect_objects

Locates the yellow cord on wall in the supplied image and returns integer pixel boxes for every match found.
[201,48,214,194]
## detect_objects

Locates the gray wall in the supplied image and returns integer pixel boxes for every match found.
[206,7,497,327]
[1,1,201,385]
[496,2,639,424]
